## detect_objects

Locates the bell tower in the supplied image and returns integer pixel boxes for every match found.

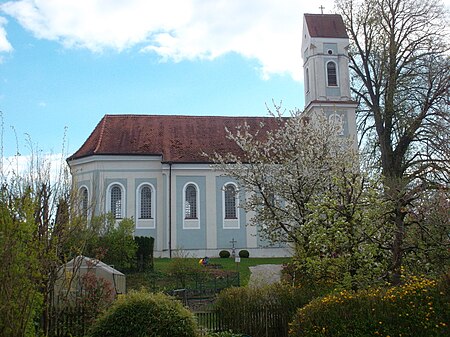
[302,14,357,143]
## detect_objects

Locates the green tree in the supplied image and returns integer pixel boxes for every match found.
[336,0,450,283]
[299,169,391,289]
[82,214,137,271]
[0,160,86,336]
[403,188,450,274]
[0,184,43,337]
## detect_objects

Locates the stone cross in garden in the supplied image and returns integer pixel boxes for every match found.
[230,237,237,258]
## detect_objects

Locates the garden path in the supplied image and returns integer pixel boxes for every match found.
[248,264,283,287]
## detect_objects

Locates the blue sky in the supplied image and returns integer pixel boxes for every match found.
[1,0,447,163]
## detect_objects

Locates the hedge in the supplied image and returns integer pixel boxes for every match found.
[290,274,450,337]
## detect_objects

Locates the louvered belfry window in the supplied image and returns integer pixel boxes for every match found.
[327,61,337,86]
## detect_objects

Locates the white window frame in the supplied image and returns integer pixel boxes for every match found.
[79,185,89,219]
[326,60,339,87]
[106,182,126,219]
[222,182,240,229]
[135,183,156,229]
[183,182,200,229]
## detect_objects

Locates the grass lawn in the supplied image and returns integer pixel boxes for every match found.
[127,257,291,291]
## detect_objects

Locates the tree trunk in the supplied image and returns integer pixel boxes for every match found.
[383,174,407,284]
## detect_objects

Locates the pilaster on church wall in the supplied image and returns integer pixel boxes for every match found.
[245,190,258,249]
[205,171,218,250]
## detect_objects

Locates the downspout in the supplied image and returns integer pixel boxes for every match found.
[168,162,172,258]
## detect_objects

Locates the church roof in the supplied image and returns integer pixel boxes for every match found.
[67,114,283,163]
[304,14,348,38]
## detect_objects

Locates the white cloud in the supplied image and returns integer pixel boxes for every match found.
[0,17,13,52]
[0,0,193,50]
[0,0,338,80]
[1,152,69,186]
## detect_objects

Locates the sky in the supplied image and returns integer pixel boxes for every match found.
[0,0,448,166]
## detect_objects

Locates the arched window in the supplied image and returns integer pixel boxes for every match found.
[326,61,338,86]
[224,184,237,219]
[305,68,310,93]
[139,185,152,219]
[80,186,89,218]
[110,184,123,219]
[136,183,156,229]
[184,184,197,219]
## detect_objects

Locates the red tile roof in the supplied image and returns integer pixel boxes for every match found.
[67,115,283,163]
[304,14,348,38]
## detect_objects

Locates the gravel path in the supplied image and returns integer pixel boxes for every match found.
[248,264,283,287]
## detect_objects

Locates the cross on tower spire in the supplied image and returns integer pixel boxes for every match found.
[319,5,325,14]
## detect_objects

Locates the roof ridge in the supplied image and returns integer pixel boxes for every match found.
[94,115,108,154]
[97,114,275,119]
[304,13,340,16]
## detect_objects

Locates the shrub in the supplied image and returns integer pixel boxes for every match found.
[77,270,114,325]
[135,236,155,271]
[238,250,249,258]
[88,290,199,337]
[166,257,206,288]
[290,274,450,337]
[215,282,331,336]
[219,250,231,258]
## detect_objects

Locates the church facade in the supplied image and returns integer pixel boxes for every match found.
[67,14,357,258]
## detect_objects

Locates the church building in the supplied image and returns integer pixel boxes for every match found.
[67,14,357,258]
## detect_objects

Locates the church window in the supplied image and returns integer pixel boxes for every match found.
[184,184,198,219]
[326,61,338,86]
[305,68,310,93]
[108,183,124,219]
[79,186,89,218]
[224,184,238,219]
[139,185,153,219]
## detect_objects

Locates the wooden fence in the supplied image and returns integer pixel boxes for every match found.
[48,305,292,337]
[48,307,88,337]
[196,305,292,337]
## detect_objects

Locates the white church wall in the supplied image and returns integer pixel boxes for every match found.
[69,154,296,258]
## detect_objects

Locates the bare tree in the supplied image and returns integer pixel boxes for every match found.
[336,0,450,283]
